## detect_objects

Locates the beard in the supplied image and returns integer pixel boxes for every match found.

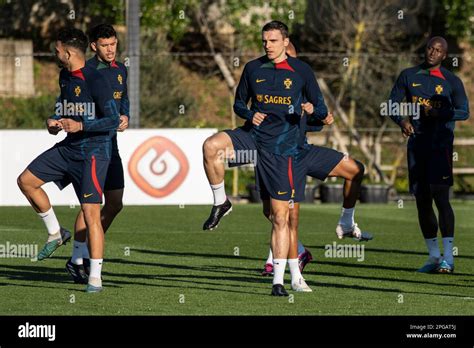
[55,55,66,69]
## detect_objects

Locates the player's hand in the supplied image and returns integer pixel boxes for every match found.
[301,102,314,115]
[252,112,267,126]
[117,115,129,132]
[60,118,83,133]
[46,119,62,135]
[322,112,334,125]
[400,119,414,138]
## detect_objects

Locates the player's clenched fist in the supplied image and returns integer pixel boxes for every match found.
[117,115,129,132]
[301,102,314,115]
[59,118,83,133]
[46,119,63,135]
[322,112,334,125]
[400,119,414,138]
[252,112,267,126]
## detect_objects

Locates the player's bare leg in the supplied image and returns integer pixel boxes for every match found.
[68,189,123,282]
[270,199,290,296]
[262,200,312,276]
[288,203,312,291]
[82,203,104,292]
[329,157,371,241]
[202,132,234,230]
[17,169,71,260]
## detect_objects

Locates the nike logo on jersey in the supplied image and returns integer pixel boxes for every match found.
[277,191,288,195]
[442,176,450,179]
[256,79,266,83]
[83,193,94,198]
[412,83,422,87]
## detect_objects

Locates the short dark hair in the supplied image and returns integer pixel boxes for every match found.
[89,24,117,42]
[57,27,88,54]
[262,21,289,38]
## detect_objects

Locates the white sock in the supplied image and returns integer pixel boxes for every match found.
[266,248,273,265]
[210,181,226,206]
[89,258,103,283]
[424,238,441,261]
[71,241,85,265]
[442,237,454,265]
[297,241,305,255]
[38,207,60,237]
[272,258,287,285]
[288,258,302,283]
[339,207,355,230]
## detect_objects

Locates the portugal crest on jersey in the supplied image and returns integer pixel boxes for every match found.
[435,84,443,95]
[118,74,123,85]
[283,78,292,89]
[74,86,81,97]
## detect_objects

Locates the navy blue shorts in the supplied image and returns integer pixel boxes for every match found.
[255,149,305,202]
[257,145,344,202]
[56,150,124,192]
[302,144,345,180]
[408,142,453,195]
[223,125,257,167]
[104,153,125,191]
[27,145,109,204]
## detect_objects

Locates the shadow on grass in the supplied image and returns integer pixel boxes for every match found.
[133,248,262,262]
[306,244,474,260]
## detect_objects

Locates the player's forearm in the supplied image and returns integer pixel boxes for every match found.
[82,101,120,132]
[120,98,130,119]
[389,115,403,127]
[233,101,255,121]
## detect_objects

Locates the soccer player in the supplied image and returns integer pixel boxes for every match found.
[233,21,368,295]
[388,36,469,273]
[17,28,119,292]
[65,24,129,284]
[202,42,315,275]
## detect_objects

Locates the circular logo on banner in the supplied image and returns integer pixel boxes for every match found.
[128,136,189,198]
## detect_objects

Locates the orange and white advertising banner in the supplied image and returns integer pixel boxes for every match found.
[0,129,217,206]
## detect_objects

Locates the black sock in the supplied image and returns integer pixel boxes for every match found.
[415,192,438,239]
[431,185,455,238]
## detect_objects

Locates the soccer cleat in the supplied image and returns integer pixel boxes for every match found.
[65,258,88,284]
[37,227,71,261]
[417,258,441,273]
[83,258,90,275]
[202,199,232,230]
[336,223,373,242]
[291,277,313,292]
[298,248,313,272]
[437,260,454,274]
[85,284,103,293]
[261,263,274,276]
[271,284,289,297]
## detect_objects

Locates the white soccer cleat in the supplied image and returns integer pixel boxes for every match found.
[336,223,373,241]
[291,277,312,292]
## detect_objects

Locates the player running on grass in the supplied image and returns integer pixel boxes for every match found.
[388,36,469,274]
[233,21,372,295]
[203,42,315,274]
[17,28,119,293]
[65,24,130,284]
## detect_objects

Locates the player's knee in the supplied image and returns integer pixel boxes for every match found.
[272,212,288,230]
[17,172,31,192]
[353,160,365,180]
[105,200,123,216]
[202,136,221,158]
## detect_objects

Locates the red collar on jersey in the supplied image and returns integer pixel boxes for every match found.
[429,68,446,80]
[274,59,295,72]
[70,68,85,80]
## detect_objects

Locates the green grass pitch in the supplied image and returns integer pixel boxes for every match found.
[0,202,473,315]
